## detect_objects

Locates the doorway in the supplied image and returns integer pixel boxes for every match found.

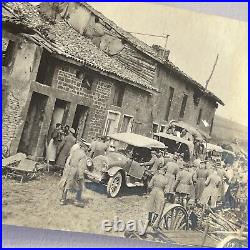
[48,99,70,141]
[18,92,48,156]
[72,104,89,139]
[121,115,133,133]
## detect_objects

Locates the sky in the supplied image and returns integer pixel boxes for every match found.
[87,2,248,126]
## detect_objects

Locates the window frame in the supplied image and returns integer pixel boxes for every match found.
[165,86,175,121]
[179,93,188,119]
[120,114,134,133]
[112,83,125,107]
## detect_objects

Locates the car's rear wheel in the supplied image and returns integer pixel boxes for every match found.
[107,171,123,198]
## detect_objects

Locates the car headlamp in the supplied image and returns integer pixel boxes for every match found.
[101,163,108,172]
[86,158,93,167]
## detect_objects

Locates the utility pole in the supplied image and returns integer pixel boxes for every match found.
[162,34,170,58]
[205,54,219,90]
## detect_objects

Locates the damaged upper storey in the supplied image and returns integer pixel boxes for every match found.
[2,2,158,94]
[2,2,224,106]
[77,2,224,106]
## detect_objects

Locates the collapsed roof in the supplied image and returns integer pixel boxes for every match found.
[81,2,224,106]
[3,2,158,93]
[2,2,224,105]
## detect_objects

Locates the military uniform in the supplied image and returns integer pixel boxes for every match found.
[141,154,162,174]
[200,172,222,208]
[90,141,108,158]
[193,168,209,201]
[147,173,168,217]
[56,132,76,168]
[59,147,87,205]
[217,167,229,202]
[164,161,179,194]
[174,168,193,196]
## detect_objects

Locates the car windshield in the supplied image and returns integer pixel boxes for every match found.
[110,139,152,163]
[132,147,152,163]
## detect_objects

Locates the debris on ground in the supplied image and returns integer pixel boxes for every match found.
[2,153,26,167]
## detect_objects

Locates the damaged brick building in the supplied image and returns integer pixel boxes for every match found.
[2,2,224,160]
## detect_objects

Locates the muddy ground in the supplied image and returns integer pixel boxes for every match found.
[2,174,149,239]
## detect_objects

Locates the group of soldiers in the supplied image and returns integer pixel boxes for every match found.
[142,149,248,233]
[45,125,247,232]
[46,127,111,206]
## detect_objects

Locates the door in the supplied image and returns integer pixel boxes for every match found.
[72,104,89,139]
[18,92,48,156]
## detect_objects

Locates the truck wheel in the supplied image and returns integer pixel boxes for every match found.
[107,171,123,198]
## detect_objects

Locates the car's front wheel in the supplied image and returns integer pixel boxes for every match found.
[107,171,123,198]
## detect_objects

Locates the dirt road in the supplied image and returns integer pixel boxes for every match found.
[2,174,149,238]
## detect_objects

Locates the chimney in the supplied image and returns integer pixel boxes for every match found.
[152,44,170,61]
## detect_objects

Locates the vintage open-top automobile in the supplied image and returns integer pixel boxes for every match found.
[153,132,194,162]
[85,132,165,197]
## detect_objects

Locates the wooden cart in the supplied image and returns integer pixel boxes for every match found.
[125,203,248,248]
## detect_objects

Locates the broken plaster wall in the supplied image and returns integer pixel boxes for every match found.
[2,33,38,156]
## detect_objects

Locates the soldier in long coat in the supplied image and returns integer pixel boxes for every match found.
[200,167,222,210]
[193,160,209,203]
[216,163,229,204]
[164,158,179,203]
[173,163,193,208]
[56,128,76,169]
[58,140,89,206]
[144,168,169,233]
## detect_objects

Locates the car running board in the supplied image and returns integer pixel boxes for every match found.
[126,182,144,187]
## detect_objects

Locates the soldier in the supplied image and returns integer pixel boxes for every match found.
[56,128,76,169]
[89,136,99,154]
[164,157,179,203]
[89,136,108,158]
[158,151,165,169]
[58,139,89,206]
[140,151,161,175]
[173,162,193,208]
[193,160,209,204]
[163,147,170,165]
[142,168,169,234]
[199,166,222,212]
[216,162,230,206]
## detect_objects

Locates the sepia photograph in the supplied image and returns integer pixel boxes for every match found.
[2,2,248,248]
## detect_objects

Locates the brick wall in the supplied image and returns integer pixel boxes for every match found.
[54,60,153,139]
[55,62,112,140]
